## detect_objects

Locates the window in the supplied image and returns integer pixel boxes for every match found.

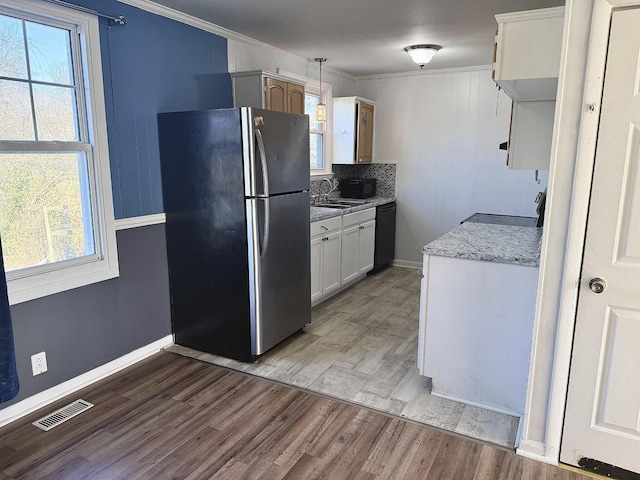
[0,0,117,305]
[304,93,325,171]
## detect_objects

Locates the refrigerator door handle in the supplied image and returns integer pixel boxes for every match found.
[260,197,270,259]
[255,128,270,197]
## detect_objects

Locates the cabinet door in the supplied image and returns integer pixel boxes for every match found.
[508,100,555,170]
[494,7,564,100]
[310,235,323,302]
[358,220,376,274]
[356,101,374,163]
[264,78,287,112]
[323,230,342,294]
[341,224,361,284]
[287,83,305,115]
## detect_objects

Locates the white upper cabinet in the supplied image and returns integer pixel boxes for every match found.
[507,100,556,170]
[333,97,375,164]
[495,6,564,170]
[493,7,564,101]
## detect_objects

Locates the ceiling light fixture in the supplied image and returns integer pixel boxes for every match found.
[404,44,441,69]
[314,57,327,124]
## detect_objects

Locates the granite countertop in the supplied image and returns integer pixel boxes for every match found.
[310,196,395,222]
[422,222,543,267]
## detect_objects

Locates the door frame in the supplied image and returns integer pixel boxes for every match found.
[517,0,640,465]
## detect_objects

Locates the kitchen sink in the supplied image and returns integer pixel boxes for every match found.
[336,200,369,205]
[315,203,351,209]
[314,199,370,209]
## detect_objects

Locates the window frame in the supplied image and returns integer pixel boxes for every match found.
[0,0,118,305]
[305,82,333,176]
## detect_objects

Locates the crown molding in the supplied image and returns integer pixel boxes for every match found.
[118,0,266,46]
[495,5,564,23]
[354,64,491,81]
[117,0,355,81]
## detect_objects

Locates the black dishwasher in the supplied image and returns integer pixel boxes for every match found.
[369,202,396,274]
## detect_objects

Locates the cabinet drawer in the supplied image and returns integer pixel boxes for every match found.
[311,216,341,237]
[342,208,376,228]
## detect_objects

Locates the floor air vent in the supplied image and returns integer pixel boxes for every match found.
[32,399,94,431]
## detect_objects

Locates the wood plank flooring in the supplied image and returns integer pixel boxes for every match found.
[170,267,520,449]
[0,352,591,480]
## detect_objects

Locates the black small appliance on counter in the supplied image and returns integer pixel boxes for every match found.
[340,178,376,199]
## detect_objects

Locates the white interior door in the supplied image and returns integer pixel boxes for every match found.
[560,7,640,474]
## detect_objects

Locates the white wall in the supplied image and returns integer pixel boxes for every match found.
[356,67,549,266]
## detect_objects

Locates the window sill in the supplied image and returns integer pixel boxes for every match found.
[7,251,119,306]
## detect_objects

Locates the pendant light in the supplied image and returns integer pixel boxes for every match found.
[314,58,327,124]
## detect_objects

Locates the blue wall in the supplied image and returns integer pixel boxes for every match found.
[74,0,233,218]
[1,1,231,409]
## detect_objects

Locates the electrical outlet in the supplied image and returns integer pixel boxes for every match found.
[31,352,48,376]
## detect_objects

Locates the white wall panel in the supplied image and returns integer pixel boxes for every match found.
[356,68,549,264]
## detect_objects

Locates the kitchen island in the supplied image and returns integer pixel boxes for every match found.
[418,221,542,416]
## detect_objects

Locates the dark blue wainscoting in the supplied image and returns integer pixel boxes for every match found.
[4,224,172,406]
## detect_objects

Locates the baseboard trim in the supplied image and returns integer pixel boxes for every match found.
[0,335,174,428]
[392,259,422,270]
[430,389,523,418]
[115,213,166,231]
[516,439,557,465]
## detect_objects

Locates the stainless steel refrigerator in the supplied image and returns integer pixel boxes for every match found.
[158,107,311,362]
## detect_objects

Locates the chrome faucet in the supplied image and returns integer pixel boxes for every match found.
[322,177,333,194]
[320,177,338,202]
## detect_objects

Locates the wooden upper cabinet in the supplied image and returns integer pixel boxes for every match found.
[265,77,287,112]
[231,71,305,114]
[287,83,305,115]
[356,101,374,163]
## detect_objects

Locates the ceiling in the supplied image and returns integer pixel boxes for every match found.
[146,0,564,77]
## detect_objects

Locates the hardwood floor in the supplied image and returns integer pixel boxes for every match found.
[0,352,590,479]
[169,266,520,449]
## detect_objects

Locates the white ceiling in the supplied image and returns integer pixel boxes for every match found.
[146,0,564,77]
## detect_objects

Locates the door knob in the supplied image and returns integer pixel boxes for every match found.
[589,277,606,294]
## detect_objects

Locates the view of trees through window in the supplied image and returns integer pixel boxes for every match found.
[0,12,94,273]
[304,93,324,170]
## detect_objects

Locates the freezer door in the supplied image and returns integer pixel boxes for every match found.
[242,108,310,197]
[246,191,311,355]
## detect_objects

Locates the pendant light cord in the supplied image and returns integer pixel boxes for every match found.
[314,58,326,103]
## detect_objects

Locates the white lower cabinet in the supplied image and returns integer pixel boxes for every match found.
[310,216,342,303]
[340,224,360,284]
[418,253,538,415]
[311,207,376,304]
[341,209,376,285]
[358,220,376,273]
